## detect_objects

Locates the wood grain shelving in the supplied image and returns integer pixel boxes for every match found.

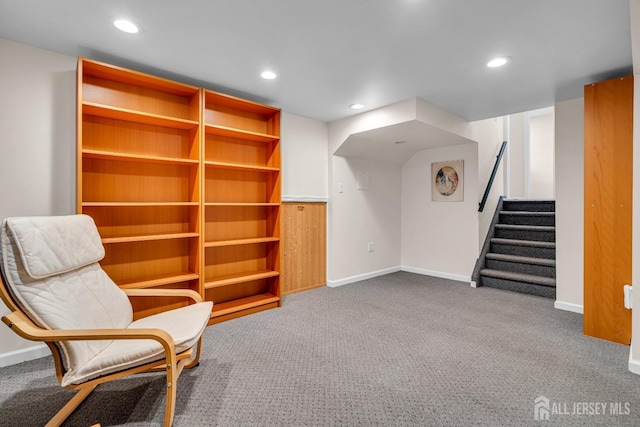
[78,57,202,315]
[101,232,199,244]
[83,149,200,166]
[204,160,279,172]
[204,237,280,247]
[211,293,279,318]
[84,102,199,130]
[205,124,278,142]
[82,202,199,207]
[202,89,282,319]
[204,270,280,289]
[117,272,200,290]
[77,57,282,321]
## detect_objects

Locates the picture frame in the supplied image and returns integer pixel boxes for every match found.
[432,160,464,202]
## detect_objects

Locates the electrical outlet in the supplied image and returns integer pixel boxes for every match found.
[367,242,374,252]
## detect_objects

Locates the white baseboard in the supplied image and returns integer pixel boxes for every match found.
[0,343,50,368]
[401,266,471,283]
[328,266,472,288]
[629,349,640,376]
[554,300,584,314]
[327,266,401,288]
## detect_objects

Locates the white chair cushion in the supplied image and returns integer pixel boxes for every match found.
[1,216,133,371]
[14,264,133,371]
[5,215,104,279]
[62,300,213,386]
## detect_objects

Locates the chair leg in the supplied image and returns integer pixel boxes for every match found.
[164,357,179,427]
[45,384,96,427]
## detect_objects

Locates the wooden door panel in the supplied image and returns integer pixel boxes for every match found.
[282,202,326,295]
[584,75,633,344]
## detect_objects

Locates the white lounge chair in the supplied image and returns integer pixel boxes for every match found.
[0,214,212,426]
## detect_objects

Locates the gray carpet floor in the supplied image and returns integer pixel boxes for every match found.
[1,271,639,426]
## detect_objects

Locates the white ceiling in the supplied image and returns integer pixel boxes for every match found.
[0,0,632,123]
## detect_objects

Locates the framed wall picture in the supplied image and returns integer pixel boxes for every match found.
[432,160,464,202]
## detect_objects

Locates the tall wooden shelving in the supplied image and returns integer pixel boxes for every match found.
[77,58,281,322]
[202,90,282,324]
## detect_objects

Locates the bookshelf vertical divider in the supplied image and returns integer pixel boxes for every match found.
[77,58,281,322]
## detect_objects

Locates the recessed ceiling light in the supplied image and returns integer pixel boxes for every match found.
[261,71,277,80]
[114,19,140,34]
[350,103,365,110]
[487,56,511,68]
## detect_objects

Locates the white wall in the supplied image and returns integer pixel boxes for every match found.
[529,113,555,199]
[414,101,504,254]
[473,117,506,245]
[554,98,584,313]
[281,112,329,200]
[508,113,526,198]
[327,99,503,284]
[0,39,77,363]
[326,100,418,284]
[401,143,478,280]
[329,156,402,283]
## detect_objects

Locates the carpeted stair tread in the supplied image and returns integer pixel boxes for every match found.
[490,238,555,248]
[502,199,555,212]
[479,268,556,288]
[485,253,556,267]
[498,211,556,226]
[494,224,555,232]
[494,224,555,242]
[499,211,555,217]
[480,276,556,298]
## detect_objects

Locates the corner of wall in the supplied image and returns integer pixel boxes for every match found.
[401,143,479,278]
[553,300,584,314]
[401,266,471,283]
[327,266,401,288]
[554,98,585,309]
[0,344,50,368]
[629,347,640,375]
[0,38,76,365]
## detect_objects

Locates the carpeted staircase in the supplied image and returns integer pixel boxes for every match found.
[473,198,556,298]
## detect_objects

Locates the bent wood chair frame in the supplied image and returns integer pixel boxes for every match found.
[0,274,205,427]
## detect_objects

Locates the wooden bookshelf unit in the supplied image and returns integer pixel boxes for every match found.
[77,58,281,322]
[202,90,282,324]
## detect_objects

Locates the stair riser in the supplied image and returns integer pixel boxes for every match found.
[494,228,555,242]
[480,276,556,298]
[490,243,556,259]
[502,201,555,212]
[485,259,556,278]
[499,215,555,227]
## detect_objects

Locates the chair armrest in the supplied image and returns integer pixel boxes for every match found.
[123,288,203,303]
[2,310,176,355]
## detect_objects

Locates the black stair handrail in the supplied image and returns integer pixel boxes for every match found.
[478,140,507,212]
